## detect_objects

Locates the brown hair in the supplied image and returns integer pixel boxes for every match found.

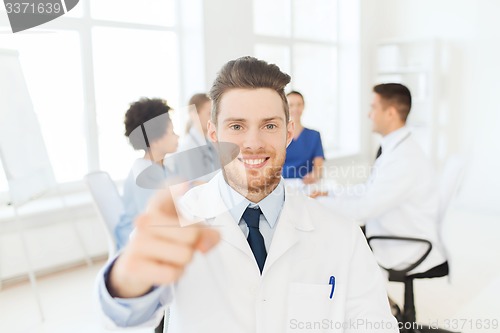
[286,90,305,104]
[209,56,291,125]
[373,83,412,122]
[185,93,210,133]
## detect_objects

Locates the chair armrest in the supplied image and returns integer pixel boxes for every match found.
[366,236,432,281]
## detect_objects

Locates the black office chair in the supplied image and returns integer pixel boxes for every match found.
[366,155,466,333]
[367,236,455,333]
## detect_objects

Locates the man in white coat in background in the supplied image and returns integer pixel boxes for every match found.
[96,57,398,333]
[314,83,446,276]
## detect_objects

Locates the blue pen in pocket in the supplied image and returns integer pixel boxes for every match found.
[329,275,335,299]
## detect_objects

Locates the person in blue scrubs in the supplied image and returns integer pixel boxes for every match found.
[282,91,325,184]
[115,98,179,250]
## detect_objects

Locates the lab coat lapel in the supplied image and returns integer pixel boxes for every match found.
[182,174,316,274]
[263,189,314,274]
[210,211,255,261]
[182,174,255,261]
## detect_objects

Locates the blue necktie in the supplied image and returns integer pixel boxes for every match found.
[242,206,267,273]
[375,146,382,160]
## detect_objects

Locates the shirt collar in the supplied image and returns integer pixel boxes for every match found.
[217,175,285,228]
[380,126,410,154]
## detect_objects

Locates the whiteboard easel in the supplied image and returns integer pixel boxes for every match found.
[0,49,92,321]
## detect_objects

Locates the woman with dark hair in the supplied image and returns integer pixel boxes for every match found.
[115,97,179,250]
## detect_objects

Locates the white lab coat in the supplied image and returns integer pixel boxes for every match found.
[319,127,446,274]
[111,173,398,333]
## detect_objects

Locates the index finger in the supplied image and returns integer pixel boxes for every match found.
[146,179,191,226]
[146,179,201,227]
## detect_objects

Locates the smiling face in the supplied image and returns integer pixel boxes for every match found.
[208,88,294,202]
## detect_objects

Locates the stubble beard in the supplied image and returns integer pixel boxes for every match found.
[222,152,284,202]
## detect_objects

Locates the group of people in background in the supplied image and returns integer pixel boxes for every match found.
[114,88,327,250]
[98,57,399,333]
[114,79,445,275]
[105,57,445,332]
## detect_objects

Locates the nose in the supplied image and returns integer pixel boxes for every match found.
[242,127,264,151]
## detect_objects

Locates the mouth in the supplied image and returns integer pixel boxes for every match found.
[237,156,270,169]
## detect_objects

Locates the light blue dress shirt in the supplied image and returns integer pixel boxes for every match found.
[98,173,286,327]
[217,173,285,251]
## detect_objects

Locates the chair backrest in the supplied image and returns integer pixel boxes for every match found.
[438,155,467,223]
[84,171,124,257]
[437,155,466,281]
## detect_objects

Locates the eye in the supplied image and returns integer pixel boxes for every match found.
[230,124,242,131]
[265,124,277,130]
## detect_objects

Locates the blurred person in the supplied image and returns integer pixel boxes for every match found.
[176,93,219,183]
[181,93,212,150]
[313,83,446,276]
[114,98,179,250]
[282,91,325,184]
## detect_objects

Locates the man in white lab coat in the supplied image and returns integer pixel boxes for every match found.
[316,83,446,275]
[97,57,398,333]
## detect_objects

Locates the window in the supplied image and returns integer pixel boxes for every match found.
[92,27,179,179]
[0,30,87,187]
[90,0,175,26]
[0,1,180,196]
[253,0,360,157]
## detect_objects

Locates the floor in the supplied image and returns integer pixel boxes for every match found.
[386,206,500,332]
[0,259,153,333]
[1,205,499,333]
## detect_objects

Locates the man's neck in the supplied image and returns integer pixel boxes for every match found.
[381,123,405,137]
[245,187,277,203]
[226,180,280,203]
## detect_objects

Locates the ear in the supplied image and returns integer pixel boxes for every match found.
[286,119,295,147]
[390,106,406,125]
[386,105,398,119]
[207,120,218,143]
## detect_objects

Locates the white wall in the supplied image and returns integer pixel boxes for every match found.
[202,0,254,87]
[361,0,500,212]
[202,0,361,157]
[0,199,107,281]
[178,0,207,102]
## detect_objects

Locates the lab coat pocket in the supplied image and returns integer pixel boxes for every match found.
[287,283,334,332]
